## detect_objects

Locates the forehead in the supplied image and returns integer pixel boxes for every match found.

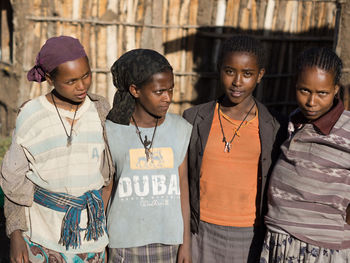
[55,56,90,78]
[221,51,259,68]
[141,70,174,88]
[298,66,335,86]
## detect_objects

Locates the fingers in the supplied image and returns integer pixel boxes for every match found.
[10,231,29,263]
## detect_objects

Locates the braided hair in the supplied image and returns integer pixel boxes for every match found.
[217,35,265,69]
[296,47,343,85]
[106,49,172,125]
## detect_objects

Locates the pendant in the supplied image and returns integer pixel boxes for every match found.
[145,148,152,162]
[144,135,151,147]
[67,136,72,147]
[224,141,231,153]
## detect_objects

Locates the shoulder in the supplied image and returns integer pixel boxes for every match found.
[88,93,111,119]
[15,96,47,138]
[336,110,350,129]
[183,100,216,123]
[167,113,192,130]
[256,99,288,127]
[16,97,44,125]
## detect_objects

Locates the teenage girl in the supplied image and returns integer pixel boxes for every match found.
[104,49,192,263]
[261,48,350,262]
[183,35,287,263]
[1,36,113,263]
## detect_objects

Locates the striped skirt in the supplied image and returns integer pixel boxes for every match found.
[260,229,350,263]
[108,243,179,263]
[24,236,105,263]
[191,220,264,263]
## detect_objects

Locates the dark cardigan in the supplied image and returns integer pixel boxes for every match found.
[183,98,287,233]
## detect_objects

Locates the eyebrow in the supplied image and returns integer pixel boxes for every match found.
[223,66,256,71]
[66,70,90,82]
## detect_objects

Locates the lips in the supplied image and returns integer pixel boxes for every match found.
[304,110,318,116]
[76,92,87,99]
[229,89,243,97]
[159,105,169,111]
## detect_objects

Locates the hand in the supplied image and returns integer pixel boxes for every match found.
[10,230,29,263]
[346,205,350,225]
[177,242,192,263]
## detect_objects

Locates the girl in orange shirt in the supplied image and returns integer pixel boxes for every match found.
[183,35,287,263]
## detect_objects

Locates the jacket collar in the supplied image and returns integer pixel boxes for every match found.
[291,99,344,135]
[87,92,99,101]
[195,97,275,152]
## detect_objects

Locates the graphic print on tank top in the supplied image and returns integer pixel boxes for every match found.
[117,147,180,208]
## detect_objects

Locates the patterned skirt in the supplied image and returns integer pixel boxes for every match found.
[108,243,179,263]
[24,237,105,263]
[191,220,264,263]
[260,229,350,263]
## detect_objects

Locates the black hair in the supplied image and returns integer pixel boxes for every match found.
[136,66,173,88]
[296,47,342,84]
[49,67,59,80]
[217,35,265,69]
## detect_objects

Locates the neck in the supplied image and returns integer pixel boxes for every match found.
[221,95,254,110]
[220,95,256,120]
[132,104,164,128]
[52,89,82,106]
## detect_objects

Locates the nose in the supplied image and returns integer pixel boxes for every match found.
[232,73,242,86]
[76,79,85,91]
[306,94,316,107]
[163,90,172,103]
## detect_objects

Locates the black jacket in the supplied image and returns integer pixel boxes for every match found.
[183,98,287,233]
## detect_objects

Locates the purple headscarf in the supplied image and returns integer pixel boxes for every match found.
[27,36,87,83]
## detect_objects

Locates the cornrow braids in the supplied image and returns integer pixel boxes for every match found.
[218,35,265,69]
[296,47,343,85]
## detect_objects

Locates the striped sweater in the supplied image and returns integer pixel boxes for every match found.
[14,95,108,253]
[265,108,350,250]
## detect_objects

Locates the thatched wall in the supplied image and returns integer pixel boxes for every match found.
[0,0,347,135]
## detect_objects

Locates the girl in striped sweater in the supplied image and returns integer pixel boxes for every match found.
[261,47,350,262]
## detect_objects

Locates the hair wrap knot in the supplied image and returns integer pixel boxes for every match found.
[27,36,87,83]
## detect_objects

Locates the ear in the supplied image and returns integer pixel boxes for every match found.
[334,84,340,96]
[257,68,265,84]
[129,84,140,98]
[45,73,54,86]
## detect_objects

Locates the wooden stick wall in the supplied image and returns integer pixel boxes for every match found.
[22,0,339,114]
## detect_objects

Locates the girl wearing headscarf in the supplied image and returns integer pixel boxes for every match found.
[1,36,114,263]
[104,49,192,262]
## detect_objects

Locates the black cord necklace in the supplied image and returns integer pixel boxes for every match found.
[218,101,256,153]
[131,116,158,162]
[51,93,79,147]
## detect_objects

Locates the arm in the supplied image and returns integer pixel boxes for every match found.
[102,178,113,213]
[346,204,350,225]
[177,152,191,263]
[4,197,29,263]
[1,133,31,263]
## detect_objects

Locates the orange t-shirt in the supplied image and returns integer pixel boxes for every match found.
[200,103,261,227]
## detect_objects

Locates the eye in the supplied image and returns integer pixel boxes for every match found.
[154,90,163,95]
[297,87,309,94]
[318,91,328,96]
[243,71,253,77]
[65,80,76,85]
[82,72,90,79]
[225,69,234,75]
